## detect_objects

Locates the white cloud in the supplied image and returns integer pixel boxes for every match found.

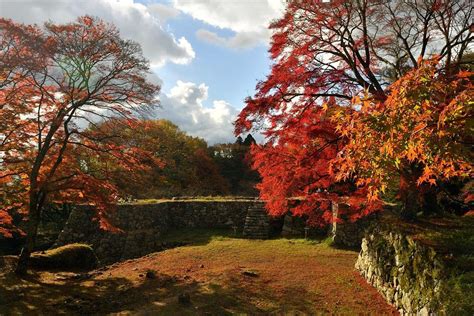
[155,81,239,144]
[174,0,285,49]
[196,29,268,50]
[147,3,181,23]
[0,0,195,67]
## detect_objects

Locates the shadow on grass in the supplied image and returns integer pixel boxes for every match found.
[160,228,363,265]
[0,269,136,315]
[159,227,243,247]
[0,266,321,315]
[161,227,334,247]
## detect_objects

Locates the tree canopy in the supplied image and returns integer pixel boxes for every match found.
[209,135,260,196]
[87,119,230,198]
[0,16,160,273]
[236,0,473,224]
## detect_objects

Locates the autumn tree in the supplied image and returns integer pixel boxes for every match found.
[0,16,160,273]
[87,119,230,198]
[331,59,473,218]
[0,19,46,239]
[236,0,473,223]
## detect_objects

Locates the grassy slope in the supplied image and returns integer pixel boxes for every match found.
[0,230,396,315]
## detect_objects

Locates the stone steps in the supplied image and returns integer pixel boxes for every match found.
[243,206,270,239]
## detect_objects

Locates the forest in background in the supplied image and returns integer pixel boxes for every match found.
[89,119,260,199]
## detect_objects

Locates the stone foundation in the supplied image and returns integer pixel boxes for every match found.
[355,229,447,315]
[243,204,270,239]
[330,202,377,248]
[55,201,263,264]
[281,214,328,238]
[281,214,307,237]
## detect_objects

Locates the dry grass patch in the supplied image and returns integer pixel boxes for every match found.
[0,231,396,315]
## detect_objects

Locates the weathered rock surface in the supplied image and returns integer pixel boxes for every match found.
[355,229,447,315]
[30,243,98,271]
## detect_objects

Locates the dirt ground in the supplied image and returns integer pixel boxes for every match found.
[0,233,396,315]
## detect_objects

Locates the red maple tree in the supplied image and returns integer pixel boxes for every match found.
[236,0,472,224]
[331,58,473,218]
[0,16,160,273]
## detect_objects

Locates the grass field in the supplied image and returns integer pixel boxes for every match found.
[0,230,396,315]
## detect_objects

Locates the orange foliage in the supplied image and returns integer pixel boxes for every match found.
[331,58,472,203]
[236,0,472,224]
[0,17,160,238]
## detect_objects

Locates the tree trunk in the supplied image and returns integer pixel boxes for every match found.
[399,166,423,221]
[399,185,421,220]
[15,194,41,275]
[421,187,442,216]
[399,164,442,220]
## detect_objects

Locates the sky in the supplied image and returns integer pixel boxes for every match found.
[0,0,286,144]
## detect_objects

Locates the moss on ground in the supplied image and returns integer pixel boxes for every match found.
[30,243,98,271]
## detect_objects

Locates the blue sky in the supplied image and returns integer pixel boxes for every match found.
[157,31,271,109]
[154,4,272,108]
[0,0,284,143]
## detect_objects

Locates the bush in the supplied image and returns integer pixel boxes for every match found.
[30,243,98,270]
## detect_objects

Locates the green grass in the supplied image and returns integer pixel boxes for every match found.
[116,232,394,314]
[160,228,238,245]
[125,196,259,205]
[160,227,331,248]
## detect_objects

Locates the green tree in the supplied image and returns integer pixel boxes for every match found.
[210,135,260,196]
[86,119,230,198]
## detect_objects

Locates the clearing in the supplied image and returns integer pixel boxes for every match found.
[0,230,396,315]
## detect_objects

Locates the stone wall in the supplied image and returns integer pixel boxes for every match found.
[55,201,263,264]
[330,202,377,248]
[355,228,447,315]
[0,204,71,255]
[281,214,328,238]
[243,204,270,239]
